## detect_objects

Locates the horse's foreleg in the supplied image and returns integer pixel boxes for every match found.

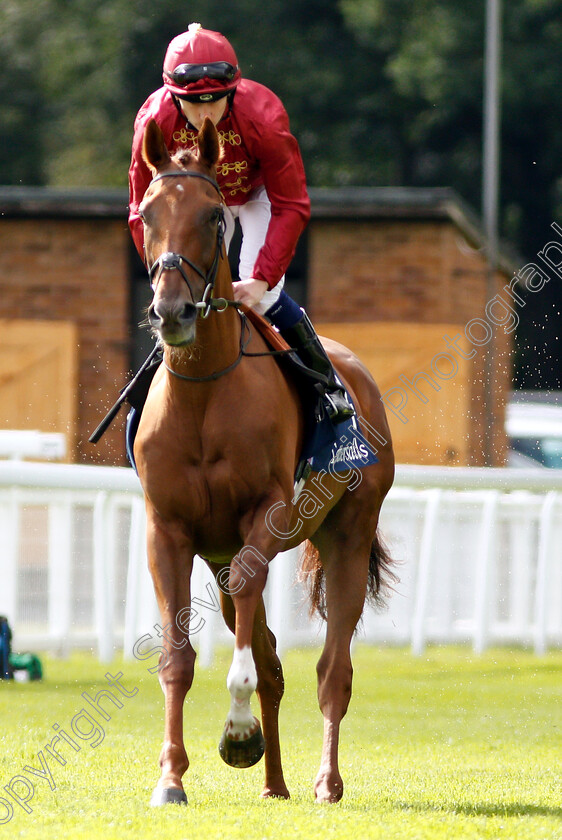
[146,513,195,806]
[313,535,371,804]
[212,578,289,797]
[251,600,289,798]
[219,537,272,769]
[219,642,265,768]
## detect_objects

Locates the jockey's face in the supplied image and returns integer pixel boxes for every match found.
[177,97,228,129]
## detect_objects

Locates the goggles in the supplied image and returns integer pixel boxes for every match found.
[165,61,238,87]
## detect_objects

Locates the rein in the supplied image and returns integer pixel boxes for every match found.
[163,315,252,382]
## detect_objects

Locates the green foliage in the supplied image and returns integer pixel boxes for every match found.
[338,0,562,258]
[0,0,51,184]
[0,647,560,839]
[2,0,561,251]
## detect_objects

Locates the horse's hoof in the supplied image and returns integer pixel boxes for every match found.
[314,774,343,804]
[150,786,188,806]
[219,725,266,768]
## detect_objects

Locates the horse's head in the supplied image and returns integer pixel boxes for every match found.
[141,117,224,346]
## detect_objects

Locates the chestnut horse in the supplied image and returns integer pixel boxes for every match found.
[134,117,395,805]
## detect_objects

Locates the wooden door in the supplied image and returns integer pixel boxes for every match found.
[0,320,78,461]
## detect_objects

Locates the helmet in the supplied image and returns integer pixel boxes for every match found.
[163,23,241,102]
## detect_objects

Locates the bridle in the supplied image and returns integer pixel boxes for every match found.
[146,170,239,319]
[145,168,250,383]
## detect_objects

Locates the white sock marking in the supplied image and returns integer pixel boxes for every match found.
[225,646,258,738]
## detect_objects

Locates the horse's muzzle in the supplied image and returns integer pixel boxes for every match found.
[148,301,198,346]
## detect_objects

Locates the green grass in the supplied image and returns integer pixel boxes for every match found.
[0,646,561,839]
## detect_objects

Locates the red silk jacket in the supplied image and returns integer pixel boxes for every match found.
[128,79,311,289]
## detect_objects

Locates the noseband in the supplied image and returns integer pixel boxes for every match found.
[147,171,234,319]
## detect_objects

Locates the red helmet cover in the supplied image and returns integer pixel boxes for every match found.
[163,23,241,98]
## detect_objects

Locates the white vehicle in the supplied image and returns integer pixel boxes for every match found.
[506,391,562,469]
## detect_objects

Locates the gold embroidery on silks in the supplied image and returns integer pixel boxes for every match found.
[172,127,198,144]
[224,177,252,196]
[217,160,248,176]
[171,125,248,195]
[173,128,242,147]
[217,129,241,146]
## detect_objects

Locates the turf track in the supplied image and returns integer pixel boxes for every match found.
[0,646,560,839]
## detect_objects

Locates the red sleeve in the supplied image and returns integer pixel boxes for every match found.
[243,99,310,289]
[128,105,155,261]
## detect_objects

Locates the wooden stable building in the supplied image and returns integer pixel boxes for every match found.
[0,185,515,466]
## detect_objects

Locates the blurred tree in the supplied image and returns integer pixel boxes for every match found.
[0,0,52,184]
[339,0,562,387]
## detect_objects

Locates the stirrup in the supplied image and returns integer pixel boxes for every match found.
[323,390,355,424]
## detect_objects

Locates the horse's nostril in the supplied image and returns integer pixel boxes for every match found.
[147,303,162,327]
[181,303,196,322]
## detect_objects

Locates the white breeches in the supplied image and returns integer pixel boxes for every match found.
[223,185,284,315]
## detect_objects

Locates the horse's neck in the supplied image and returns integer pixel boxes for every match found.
[213,250,236,306]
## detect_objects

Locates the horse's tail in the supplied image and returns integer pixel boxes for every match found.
[299,530,397,622]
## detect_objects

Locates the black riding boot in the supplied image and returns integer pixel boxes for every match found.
[280,312,355,424]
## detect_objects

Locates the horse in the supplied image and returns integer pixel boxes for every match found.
[133,116,396,805]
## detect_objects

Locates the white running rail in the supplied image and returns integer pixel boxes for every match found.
[1,461,561,662]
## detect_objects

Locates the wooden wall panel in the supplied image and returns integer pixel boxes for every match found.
[318,321,471,465]
[0,319,79,461]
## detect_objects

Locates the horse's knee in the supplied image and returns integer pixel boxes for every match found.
[158,644,196,693]
[262,625,277,651]
[229,549,269,598]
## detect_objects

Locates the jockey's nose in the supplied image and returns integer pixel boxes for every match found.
[198,106,214,125]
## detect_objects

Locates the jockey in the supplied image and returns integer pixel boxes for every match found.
[129,23,353,424]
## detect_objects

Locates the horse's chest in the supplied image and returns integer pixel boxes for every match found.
[162,455,268,539]
[137,406,289,551]
[178,465,261,554]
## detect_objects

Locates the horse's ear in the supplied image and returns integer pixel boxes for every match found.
[142,119,171,172]
[197,117,221,170]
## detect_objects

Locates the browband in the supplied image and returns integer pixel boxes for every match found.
[150,170,222,198]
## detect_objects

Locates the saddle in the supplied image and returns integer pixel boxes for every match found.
[242,311,378,493]
[244,307,292,354]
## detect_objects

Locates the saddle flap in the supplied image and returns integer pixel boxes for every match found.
[241,306,292,353]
